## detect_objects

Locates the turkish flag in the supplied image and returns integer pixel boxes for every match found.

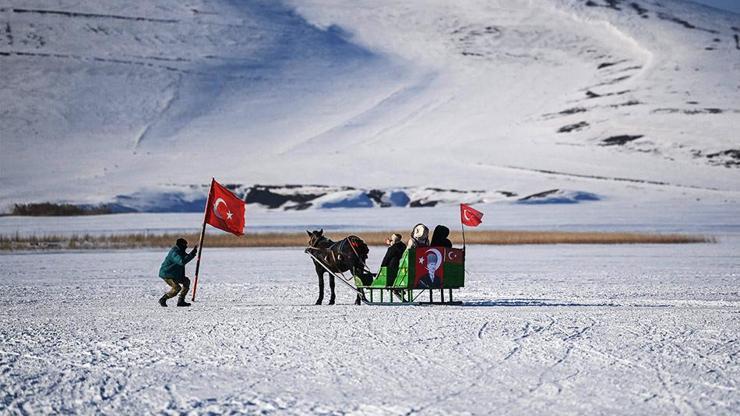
[204,179,246,236]
[460,203,483,227]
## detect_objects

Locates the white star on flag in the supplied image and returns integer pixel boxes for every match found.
[419,257,425,265]
[226,211,233,220]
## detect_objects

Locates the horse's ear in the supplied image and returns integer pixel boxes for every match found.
[319,228,323,235]
[307,230,312,236]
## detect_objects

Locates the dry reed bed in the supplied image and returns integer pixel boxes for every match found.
[0,231,713,250]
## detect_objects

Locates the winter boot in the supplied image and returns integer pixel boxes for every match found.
[176,298,191,307]
[159,295,168,307]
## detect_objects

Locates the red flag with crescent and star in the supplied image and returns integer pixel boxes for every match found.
[460,203,483,227]
[204,179,246,236]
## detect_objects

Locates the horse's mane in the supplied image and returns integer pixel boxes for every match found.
[316,235,333,247]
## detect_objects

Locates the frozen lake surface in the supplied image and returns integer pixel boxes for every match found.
[2,199,739,237]
[1,240,738,414]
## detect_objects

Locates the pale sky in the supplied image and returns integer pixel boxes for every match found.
[689,0,740,14]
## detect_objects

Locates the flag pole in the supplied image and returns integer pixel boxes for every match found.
[460,204,467,250]
[461,223,466,250]
[191,178,214,302]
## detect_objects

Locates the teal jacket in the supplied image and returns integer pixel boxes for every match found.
[159,246,196,279]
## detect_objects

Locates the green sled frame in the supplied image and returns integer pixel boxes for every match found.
[355,247,465,305]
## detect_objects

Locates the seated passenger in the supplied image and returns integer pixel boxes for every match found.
[406,223,429,249]
[380,234,406,286]
[431,225,453,248]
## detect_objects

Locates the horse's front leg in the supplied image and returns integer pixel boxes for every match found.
[328,274,336,305]
[315,266,324,305]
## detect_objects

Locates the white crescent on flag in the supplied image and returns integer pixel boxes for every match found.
[212,198,233,221]
[463,209,473,222]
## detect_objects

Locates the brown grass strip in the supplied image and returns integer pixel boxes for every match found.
[0,230,713,251]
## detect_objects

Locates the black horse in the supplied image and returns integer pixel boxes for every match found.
[305,229,371,305]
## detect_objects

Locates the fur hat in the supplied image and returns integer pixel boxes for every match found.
[412,223,429,240]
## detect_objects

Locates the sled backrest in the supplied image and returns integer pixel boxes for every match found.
[357,247,465,289]
[408,246,464,289]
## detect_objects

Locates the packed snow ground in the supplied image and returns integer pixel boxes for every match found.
[1,239,738,414]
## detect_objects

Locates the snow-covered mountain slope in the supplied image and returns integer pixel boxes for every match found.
[0,0,738,210]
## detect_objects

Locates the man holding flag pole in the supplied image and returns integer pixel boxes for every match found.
[156,178,246,306]
[157,237,198,307]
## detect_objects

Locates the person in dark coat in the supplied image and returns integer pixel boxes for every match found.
[380,234,406,286]
[158,238,198,307]
[431,225,453,248]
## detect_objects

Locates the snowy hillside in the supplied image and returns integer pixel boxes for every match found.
[1,0,739,211]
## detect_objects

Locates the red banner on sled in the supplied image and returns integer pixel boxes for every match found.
[414,247,445,289]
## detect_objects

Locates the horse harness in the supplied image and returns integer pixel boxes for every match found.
[308,235,371,274]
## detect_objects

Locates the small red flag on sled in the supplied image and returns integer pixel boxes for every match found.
[460,203,484,227]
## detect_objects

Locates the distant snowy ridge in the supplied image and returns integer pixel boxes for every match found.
[97,184,598,213]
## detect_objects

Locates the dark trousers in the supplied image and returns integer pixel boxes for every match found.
[163,276,190,300]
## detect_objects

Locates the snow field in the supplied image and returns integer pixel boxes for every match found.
[1,240,737,414]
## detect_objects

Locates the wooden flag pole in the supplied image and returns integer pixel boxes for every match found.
[191,178,214,302]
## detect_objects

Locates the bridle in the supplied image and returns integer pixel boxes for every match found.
[307,234,332,250]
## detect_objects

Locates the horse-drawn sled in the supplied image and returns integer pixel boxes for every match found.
[305,230,465,305]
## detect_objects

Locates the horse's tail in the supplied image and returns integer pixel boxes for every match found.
[347,235,369,262]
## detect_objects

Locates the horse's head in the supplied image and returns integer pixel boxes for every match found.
[306,229,326,248]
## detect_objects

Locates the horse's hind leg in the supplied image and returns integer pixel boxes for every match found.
[315,269,324,305]
[328,275,336,305]
[352,265,368,305]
